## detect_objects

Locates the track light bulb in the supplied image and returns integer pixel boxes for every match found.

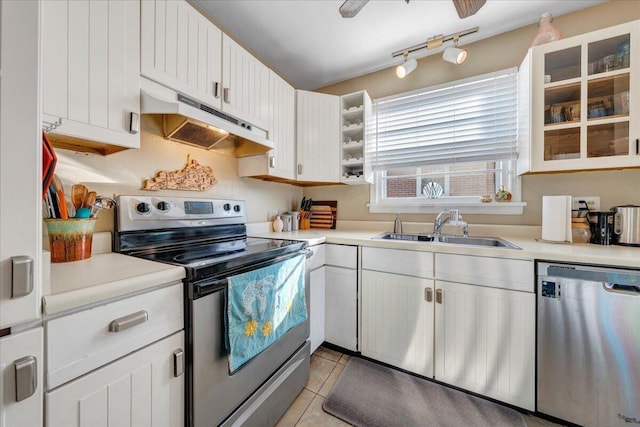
[396,57,417,78]
[443,46,468,65]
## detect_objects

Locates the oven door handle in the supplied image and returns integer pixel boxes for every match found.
[192,249,310,298]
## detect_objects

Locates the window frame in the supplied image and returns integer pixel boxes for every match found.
[368,68,526,215]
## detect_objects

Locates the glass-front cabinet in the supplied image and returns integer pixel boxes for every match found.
[530,20,639,172]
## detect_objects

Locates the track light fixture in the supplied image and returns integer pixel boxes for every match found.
[396,53,417,78]
[442,36,468,64]
[392,26,478,76]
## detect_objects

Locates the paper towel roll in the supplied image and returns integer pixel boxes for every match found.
[542,195,572,242]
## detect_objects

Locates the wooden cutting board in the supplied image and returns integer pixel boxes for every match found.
[310,201,337,229]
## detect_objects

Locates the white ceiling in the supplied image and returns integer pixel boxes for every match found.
[193,0,605,90]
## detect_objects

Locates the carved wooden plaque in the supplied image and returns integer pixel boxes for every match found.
[143,155,217,191]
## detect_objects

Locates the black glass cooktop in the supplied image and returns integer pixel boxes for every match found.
[127,236,307,283]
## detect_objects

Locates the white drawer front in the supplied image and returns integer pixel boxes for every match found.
[325,244,357,269]
[435,253,533,292]
[309,244,325,271]
[46,283,183,390]
[362,247,434,279]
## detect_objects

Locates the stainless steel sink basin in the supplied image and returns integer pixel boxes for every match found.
[374,233,521,249]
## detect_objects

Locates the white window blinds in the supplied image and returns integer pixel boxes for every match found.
[372,68,518,169]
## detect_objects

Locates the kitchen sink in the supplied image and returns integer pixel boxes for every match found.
[373,233,521,249]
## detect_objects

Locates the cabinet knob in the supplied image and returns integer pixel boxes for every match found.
[11,256,33,298]
[14,356,37,402]
[129,112,140,134]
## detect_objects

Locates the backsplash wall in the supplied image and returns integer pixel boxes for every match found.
[55,116,302,232]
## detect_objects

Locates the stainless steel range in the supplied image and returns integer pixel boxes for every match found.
[114,196,310,427]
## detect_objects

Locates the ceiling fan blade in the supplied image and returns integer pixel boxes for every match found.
[452,0,486,19]
[339,0,369,18]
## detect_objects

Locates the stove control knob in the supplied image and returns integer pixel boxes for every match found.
[223,203,231,211]
[136,202,151,214]
[156,201,170,212]
[233,204,241,213]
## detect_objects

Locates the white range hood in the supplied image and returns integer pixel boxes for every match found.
[140,77,274,157]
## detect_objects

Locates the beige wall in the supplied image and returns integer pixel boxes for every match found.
[55,117,302,231]
[306,1,640,226]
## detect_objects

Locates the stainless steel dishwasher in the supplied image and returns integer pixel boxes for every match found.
[537,262,640,427]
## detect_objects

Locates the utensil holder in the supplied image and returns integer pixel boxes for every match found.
[44,218,96,262]
[299,210,311,231]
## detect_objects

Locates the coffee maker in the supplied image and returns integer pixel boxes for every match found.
[588,211,614,245]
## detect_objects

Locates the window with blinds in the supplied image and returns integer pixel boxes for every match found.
[370,68,520,209]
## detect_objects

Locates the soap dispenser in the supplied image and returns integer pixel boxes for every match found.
[394,213,403,233]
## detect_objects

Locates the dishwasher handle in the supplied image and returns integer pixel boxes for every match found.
[603,282,640,295]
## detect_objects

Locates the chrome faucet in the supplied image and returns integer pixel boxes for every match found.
[433,209,469,237]
[433,209,452,236]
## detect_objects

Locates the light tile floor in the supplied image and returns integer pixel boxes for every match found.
[276,346,566,427]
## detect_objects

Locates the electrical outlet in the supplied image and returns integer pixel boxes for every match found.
[572,196,600,211]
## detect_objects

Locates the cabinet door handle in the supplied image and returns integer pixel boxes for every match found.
[223,88,230,104]
[129,112,140,134]
[269,156,276,168]
[214,82,220,99]
[435,289,443,304]
[297,164,302,175]
[108,310,148,332]
[424,287,433,302]
[11,256,33,298]
[636,138,639,155]
[173,349,184,377]
[14,356,37,402]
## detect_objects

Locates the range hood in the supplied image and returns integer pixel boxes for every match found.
[140,77,274,157]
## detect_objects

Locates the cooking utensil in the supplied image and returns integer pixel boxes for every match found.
[71,184,88,211]
[84,191,97,209]
[90,196,117,218]
[52,175,68,219]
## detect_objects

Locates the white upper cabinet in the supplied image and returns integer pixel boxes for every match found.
[296,90,340,182]
[41,0,140,154]
[222,34,271,131]
[141,0,223,109]
[527,20,640,172]
[1,0,41,329]
[238,71,296,180]
[141,1,271,132]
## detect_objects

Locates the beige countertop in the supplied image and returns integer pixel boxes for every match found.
[44,252,185,316]
[252,228,640,269]
[45,224,639,317]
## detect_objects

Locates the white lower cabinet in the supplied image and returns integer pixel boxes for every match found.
[310,266,326,354]
[325,266,357,351]
[324,244,358,351]
[434,280,535,410]
[46,331,185,427]
[360,247,535,410]
[308,244,326,354]
[361,270,434,377]
[0,327,43,427]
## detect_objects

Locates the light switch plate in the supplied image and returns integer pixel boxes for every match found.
[572,196,600,211]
